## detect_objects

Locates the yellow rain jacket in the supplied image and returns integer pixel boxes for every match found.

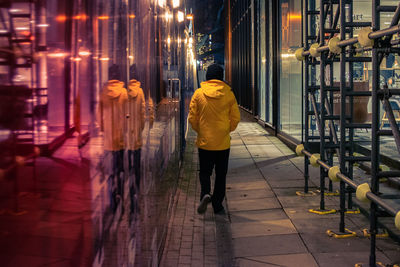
[99,80,127,151]
[126,79,146,150]
[189,80,240,150]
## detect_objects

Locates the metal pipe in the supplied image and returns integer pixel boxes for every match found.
[377,170,400,178]
[382,98,400,154]
[369,24,400,39]
[366,192,398,216]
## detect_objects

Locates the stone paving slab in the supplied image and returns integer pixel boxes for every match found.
[233,234,308,257]
[300,233,371,253]
[227,198,281,212]
[229,209,288,224]
[226,188,275,200]
[313,251,391,267]
[228,158,258,172]
[291,217,358,234]
[246,145,283,158]
[277,195,338,208]
[231,219,297,238]
[226,180,271,191]
[268,179,315,188]
[284,207,341,220]
[235,253,319,267]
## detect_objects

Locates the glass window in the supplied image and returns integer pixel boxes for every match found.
[279,0,303,139]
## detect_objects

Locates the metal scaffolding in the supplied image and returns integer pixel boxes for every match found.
[295,0,400,265]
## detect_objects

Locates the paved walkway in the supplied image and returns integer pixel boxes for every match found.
[161,117,400,267]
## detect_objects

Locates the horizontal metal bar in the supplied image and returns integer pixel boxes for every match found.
[316,45,329,53]
[317,159,331,171]
[377,5,398,12]
[366,192,398,217]
[307,85,320,90]
[378,130,393,136]
[308,136,322,140]
[377,170,400,178]
[346,22,372,27]
[325,115,340,120]
[369,25,400,39]
[346,91,371,97]
[345,123,372,128]
[377,89,400,96]
[338,37,358,48]
[380,195,400,199]
[336,173,358,189]
[325,86,340,92]
[345,156,371,162]
[325,29,340,33]
[307,10,320,15]
[345,57,372,62]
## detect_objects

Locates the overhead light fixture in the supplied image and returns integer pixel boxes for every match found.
[158,0,166,8]
[177,11,184,22]
[172,0,180,8]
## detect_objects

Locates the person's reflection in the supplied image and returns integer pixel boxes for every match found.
[126,64,145,216]
[99,64,127,213]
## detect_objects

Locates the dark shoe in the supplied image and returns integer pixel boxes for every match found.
[213,206,225,214]
[197,194,211,214]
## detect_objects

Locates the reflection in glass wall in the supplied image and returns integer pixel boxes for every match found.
[279,0,302,138]
[0,0,193,266]
[258,0,267,122]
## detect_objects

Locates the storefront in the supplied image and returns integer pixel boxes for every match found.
[227,0,400,151]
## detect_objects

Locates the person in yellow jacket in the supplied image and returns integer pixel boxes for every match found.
[188,64,240,214]
[126,75,146,214]
[99,64,127,212]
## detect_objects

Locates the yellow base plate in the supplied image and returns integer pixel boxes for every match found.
[362,228,389,238]
[296,191,316,197]
[345,208,361,214]
[326,228,357,238]
[309,209,337,215]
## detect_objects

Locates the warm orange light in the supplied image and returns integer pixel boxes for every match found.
[129,14,136,19]
[19,30,31,36]
[70,57,82,62]
[73,14,87,20]
[56,15,67,22]
[288,13,301,20]
[99,57,110,61]
[48,52,68,58]
[78,51,91,56]
[186,14,193,20]
[98,16,110,20]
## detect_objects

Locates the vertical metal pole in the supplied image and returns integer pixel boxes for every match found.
[370,0,380,265]
[339,0,346,233]
[319,0,326,210]
[328,1,334,193]
[304,0,310,194]
[348,0,354,210]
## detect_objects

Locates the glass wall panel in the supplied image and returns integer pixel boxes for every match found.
[258,0,266,121]
[0,0,192,266]
[268,0,273,124]
[279,0,302,139]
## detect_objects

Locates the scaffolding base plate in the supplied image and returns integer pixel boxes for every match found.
[309,209,337,215]
[345,208,361,214]
[362,228,389,238]
[326,228,357,238]
[296,191,316,197]
[355,262,386,267]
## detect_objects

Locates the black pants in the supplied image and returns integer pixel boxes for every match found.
[198,148,230,211]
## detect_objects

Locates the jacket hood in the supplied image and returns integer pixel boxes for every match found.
[200,79,230,99]
[128,79,141,98]
[103,80,125,99]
